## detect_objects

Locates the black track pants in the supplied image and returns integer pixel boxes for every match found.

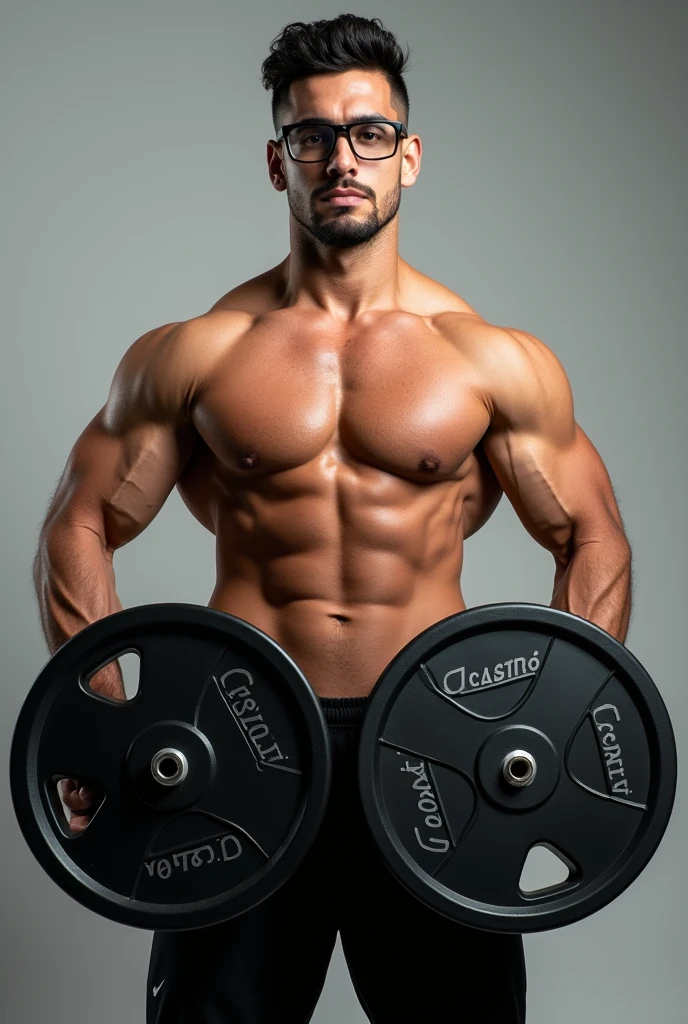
[147,697,527,1023]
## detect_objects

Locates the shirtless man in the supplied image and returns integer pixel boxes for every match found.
[33,14,632,1024]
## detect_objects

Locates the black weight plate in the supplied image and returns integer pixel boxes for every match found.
[358,604,676,933]
[11,604,331,930]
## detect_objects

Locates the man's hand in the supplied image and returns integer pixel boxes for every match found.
[58,778,96,833]
[56,662,121,832]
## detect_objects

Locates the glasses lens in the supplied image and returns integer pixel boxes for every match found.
[289,125,335,162]
[349,122,397,159]
[289,122,397,161]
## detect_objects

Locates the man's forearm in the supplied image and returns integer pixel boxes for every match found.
[550,537,632,643]
[33,521,125,697]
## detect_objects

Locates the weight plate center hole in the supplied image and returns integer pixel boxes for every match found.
[502,749,537,788]
[159,757,178,778]
[151,748,188,787]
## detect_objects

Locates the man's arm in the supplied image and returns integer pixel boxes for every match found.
[479,326,632,642]
[33,321,199,695]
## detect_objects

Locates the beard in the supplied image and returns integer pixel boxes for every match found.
[287,176,402,249]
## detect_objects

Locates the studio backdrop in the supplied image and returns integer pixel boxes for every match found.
[1,2,685,1022]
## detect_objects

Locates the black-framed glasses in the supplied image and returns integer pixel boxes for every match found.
[276,119,408,163]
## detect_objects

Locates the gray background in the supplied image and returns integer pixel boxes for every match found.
[1,0,685,1020]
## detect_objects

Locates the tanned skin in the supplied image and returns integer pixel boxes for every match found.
[33,70,632,830]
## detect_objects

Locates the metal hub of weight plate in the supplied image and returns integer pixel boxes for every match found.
[358,604,676,933]
[11,604,331,930]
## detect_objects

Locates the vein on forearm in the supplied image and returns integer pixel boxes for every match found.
[551,537,632,642]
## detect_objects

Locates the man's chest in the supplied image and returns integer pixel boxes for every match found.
[192,314,491,484]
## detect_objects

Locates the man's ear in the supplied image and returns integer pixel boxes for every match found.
[267,141,288,192]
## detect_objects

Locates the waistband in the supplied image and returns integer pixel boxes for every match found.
[318,696,367,728]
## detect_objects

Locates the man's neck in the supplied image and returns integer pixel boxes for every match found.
[280,227,407,322]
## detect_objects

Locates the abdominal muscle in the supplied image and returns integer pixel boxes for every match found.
[208,580,468,698]
[204,495,469,697]
[179,433,495,698]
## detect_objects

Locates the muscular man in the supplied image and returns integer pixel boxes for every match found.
[33,14,632,1024]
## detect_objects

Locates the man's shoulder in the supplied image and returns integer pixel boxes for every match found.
[114,309,256,419]
[434,315,573,426]
[140,310,256,370]
[173,307,258,349]
[436,314,564,374]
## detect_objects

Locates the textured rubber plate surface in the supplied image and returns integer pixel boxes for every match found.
[11,604,331,930]
[358,604,676,933]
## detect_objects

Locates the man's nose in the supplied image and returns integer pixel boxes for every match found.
[326,132,359,177]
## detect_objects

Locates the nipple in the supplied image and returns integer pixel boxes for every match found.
[418,455,441,473]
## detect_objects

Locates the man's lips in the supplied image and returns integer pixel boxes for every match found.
[320,188,369,205]
[321,195,367,205]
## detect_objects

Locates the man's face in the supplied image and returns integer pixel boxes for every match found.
[270,70,418,250]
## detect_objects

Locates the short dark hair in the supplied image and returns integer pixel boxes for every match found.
[261,14,412,133]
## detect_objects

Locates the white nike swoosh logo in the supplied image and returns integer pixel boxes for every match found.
[153,981,165,998]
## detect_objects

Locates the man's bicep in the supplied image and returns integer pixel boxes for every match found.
[480,329,628,559]
[52,412,196,549]
[44,324,197,550]
[483,421,627,560]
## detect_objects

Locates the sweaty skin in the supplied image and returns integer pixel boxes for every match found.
[34,68,632,828]
[36,277,631,690]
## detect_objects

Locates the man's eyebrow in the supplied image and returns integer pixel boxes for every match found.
[290,113,393,125]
